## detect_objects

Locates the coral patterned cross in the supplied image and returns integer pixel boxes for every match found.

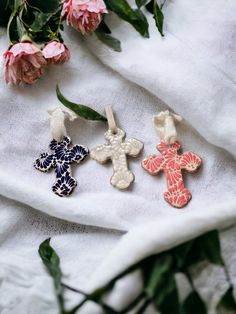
[142,141,201,208]
[34,136,89,197]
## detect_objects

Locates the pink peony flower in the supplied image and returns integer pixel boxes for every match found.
[62,0,107,34]
[3,42,47,85]
[42,41,70,64]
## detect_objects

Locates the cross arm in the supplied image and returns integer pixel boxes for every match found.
[142,154,163,175]
[90,144,112,163]
[69,144,89,163]
[179,152,202,172]
[34,152,55,172]
[122,139,144,157]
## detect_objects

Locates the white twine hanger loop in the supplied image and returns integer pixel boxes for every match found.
[48,107,77,142]
[105,105,118,134]
[152,110,182,145]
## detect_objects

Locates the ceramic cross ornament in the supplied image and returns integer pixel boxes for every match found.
[34,108,89,197]
[90,106,143,189]
[142,111,202,208]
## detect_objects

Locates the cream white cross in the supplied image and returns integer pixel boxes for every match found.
[91,128,143,189]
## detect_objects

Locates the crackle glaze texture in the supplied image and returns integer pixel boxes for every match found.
[90,128,143,189]
[142,141,202,208]
[34,136,89,197]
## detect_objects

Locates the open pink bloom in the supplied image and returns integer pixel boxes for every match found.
[3,42,47,85]
[42,41,70,64]
[62,0,107,34]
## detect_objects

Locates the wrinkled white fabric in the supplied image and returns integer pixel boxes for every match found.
[87,0,236,157]
[0,0,236,313]
[0,196,123,314]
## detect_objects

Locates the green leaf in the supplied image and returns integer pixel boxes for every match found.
[181,291,207,314]
[153,0,164,36]
[173,240,195,269]
[38,238,62,294]
[0,0,14,26]
[104,0,149,38]
[8,16,19,43]
[173,230,224,270]
[156,282,180,314]
[38,238,66,314]
[95,30,121,52]
[97,20,112,34]
[145,0,165,36]
[143,253,180,314]
[30,12,52,32]
[198,230,224,266]
[16,16,25,40]
[95,20,121,52]
[6,0,24,43]
[14,0,22,8]
[134,8,149,36]
[38,238,66,313]
[27,0,60,13]
[136,0,149,8]
[143,254,173,297]
[217,286,236,311]
[27,9,63,44]
[145,0,154,13]
[56,86,107,122]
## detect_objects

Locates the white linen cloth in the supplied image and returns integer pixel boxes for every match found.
[0,0,236,313]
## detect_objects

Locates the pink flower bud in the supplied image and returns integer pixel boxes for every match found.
[62,0,107,34]
[42,41,70,64]
[3,42,47,85]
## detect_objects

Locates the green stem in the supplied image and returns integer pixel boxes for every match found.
[7,9,18,44]
[49,6,64,42]
[160,0,167,9]
[62,283,87,296]
[21,33,31,42]
[224,265,234,290]
[63,260,142,313]
[135,298,151,314]
[56,14,63,36]
[67,299,87,314]
[63,284,119,314]
[185,269,195,290]
[120,292,145,313]
[7,2,30,44]
[68,298,119,314]
[58,293,66,314]
[63,283,146,314]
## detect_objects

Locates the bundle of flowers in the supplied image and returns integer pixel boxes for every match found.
[0,0,166,85]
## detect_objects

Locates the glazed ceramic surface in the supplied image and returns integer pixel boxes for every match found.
[91,128,143,189]
[34,136,89,197]
[142,141,201,208]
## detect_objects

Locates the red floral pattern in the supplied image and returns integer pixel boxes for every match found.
[142,141,201,208]
[142,154,163,174]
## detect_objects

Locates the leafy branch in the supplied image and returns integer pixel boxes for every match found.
[38,230,236,314]
[0,0,167,53]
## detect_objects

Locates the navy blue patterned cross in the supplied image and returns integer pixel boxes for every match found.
[34,136,89,197]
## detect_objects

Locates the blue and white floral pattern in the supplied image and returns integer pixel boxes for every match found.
[34,136,89,197]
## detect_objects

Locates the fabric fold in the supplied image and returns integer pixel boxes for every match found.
[85,0,236,157]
